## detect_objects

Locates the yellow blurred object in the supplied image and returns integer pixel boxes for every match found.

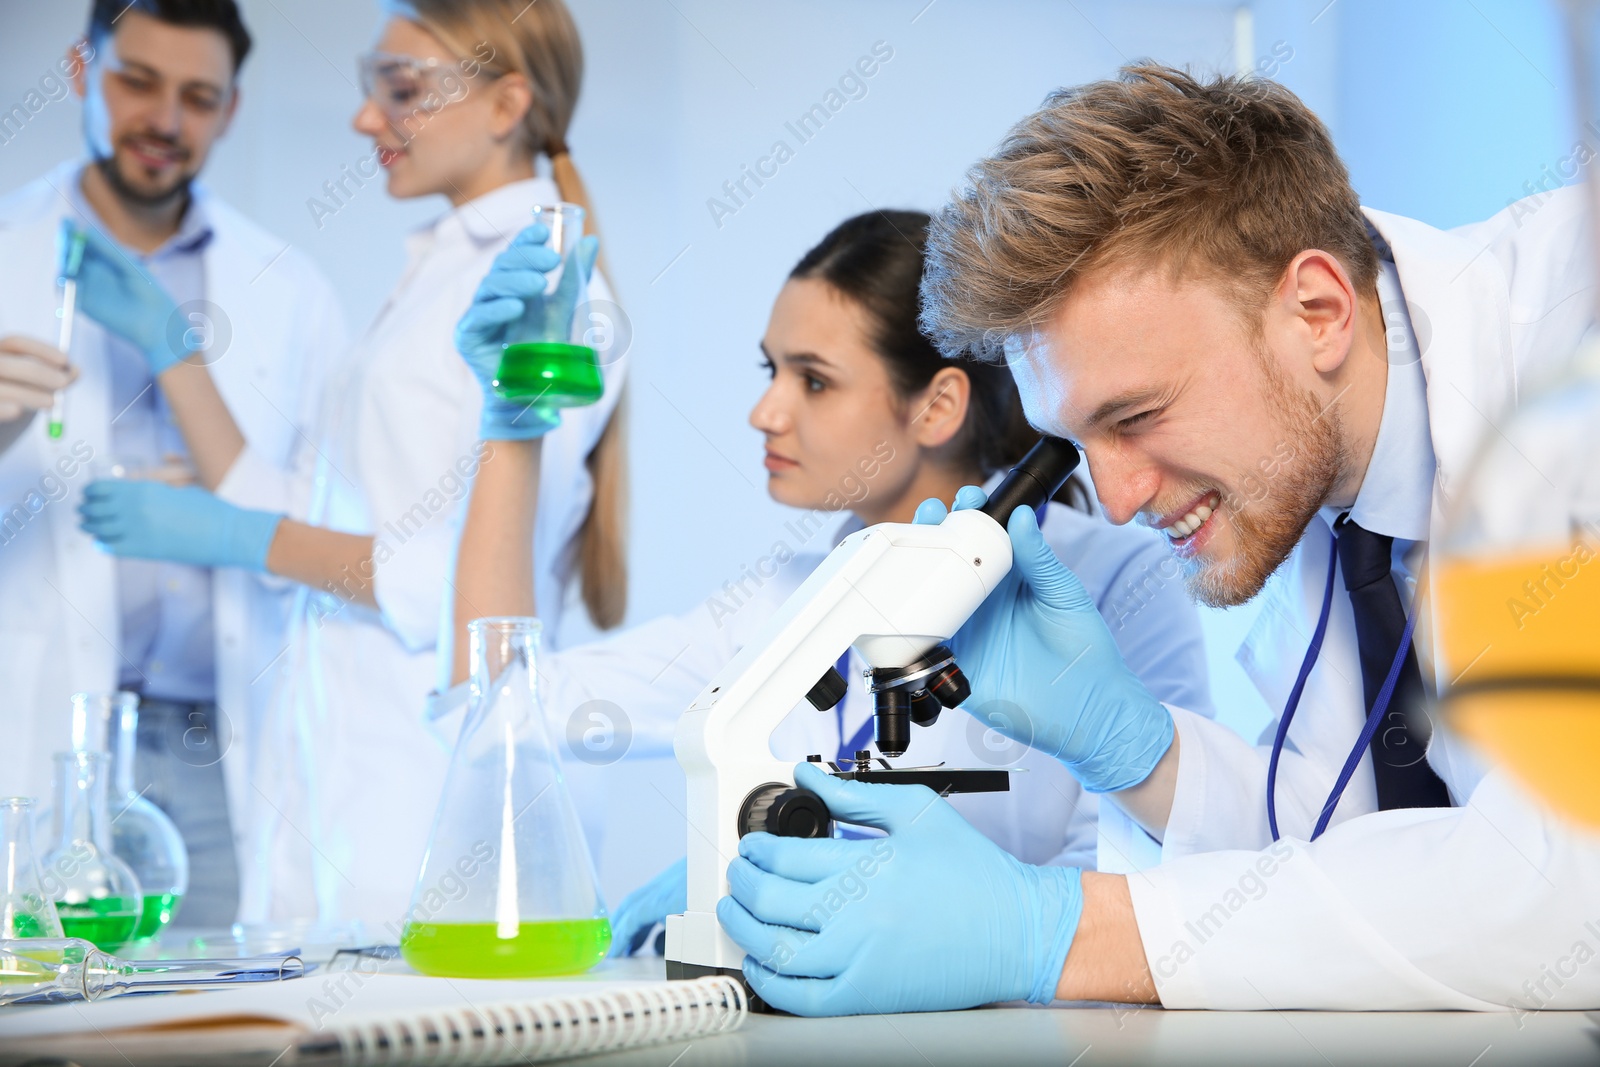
[1434,542,1600,828]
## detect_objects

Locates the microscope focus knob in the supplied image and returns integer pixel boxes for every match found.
[805,666,849,711]
[739,783,832,839]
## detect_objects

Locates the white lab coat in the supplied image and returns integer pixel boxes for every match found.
[535,496,1214,870]
[231,176,625,928]
[0,162,346,839]
[1113,185,1600,1010]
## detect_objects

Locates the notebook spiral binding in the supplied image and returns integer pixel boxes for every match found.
[334,976,748,1065]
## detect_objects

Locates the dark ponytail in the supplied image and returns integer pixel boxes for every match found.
[790,210,1092,510]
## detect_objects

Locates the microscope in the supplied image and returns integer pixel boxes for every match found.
[664,438,1081,996]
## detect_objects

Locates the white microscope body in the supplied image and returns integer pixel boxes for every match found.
[664,438,1079,985]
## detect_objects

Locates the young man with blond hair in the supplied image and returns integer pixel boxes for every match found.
[716,65,1600,1015]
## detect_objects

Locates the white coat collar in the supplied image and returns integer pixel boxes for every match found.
[1324,257,1434,544]
[409,176,563,256]
[1237,203,1518,710]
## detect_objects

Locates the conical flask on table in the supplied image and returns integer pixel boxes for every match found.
[1,797,64,939]
[401,617,610,977]
[70,693,188,941]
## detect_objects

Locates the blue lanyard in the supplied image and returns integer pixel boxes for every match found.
[1266,527,1420,842]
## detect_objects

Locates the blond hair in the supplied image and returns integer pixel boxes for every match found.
[920,64,1378,361]
[410,0,628,629]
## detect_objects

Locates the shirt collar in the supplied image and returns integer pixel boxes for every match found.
[1330,253,1436,543]
[66,164,215,259]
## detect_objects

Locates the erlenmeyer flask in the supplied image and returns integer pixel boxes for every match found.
[1,798,64,938]
[401,617,610,977]
[40,753,143,951]
[492,203,603,408]
[70,693,188,941]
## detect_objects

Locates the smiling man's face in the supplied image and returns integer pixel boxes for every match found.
[1012,263,1349,607]
[79,10,238,208]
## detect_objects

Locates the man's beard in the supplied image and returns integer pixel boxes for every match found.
[1182,352,1347,608]
[94,142,193,209]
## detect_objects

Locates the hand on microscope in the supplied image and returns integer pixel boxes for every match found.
[912,486,1174,795]
[718,761,1083,1016]
[608,857,686,957]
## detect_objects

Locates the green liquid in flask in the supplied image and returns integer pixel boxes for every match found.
[57,897,140,951]
[493,342,602,407]
[5,911,50,938]
[132,892,182,942]
[400,917,612,978]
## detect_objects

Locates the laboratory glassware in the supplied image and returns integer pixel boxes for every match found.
[49,220,87,440]
[1429,0,1600,831]
[1,798,64,939]
[70,691,189,941]
[492,202,604,407]
[40,752,143,951]
[0,937,303,1005]
[401,617,611,977]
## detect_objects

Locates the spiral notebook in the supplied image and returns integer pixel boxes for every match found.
[0,967,747,1066]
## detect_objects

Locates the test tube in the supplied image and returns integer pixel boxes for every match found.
[50,226,88,441]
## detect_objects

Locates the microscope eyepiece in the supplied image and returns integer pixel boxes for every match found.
[980,436,1081,524]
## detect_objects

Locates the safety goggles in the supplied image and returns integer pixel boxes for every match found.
[357,50,493,121]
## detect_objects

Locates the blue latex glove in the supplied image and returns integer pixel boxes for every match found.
[914,486,1174,794]
[454,224,599,440]
[717,762,1082,1016]
[65,221,188,375]
[78,479,282,571]
[608,857,686,958]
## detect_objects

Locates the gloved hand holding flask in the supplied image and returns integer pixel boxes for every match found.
[454,204,602,441]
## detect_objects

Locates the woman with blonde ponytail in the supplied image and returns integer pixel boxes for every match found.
[94,0,630,927]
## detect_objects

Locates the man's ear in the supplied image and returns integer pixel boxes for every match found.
[1280,249,1360,376]
[68,38,93,100]
[216,84,241,138]
[910,365,972,449]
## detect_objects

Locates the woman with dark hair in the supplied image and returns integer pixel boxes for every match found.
[448,209,1213,954]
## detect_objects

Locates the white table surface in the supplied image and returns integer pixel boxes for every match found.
[2,953,1594,1066]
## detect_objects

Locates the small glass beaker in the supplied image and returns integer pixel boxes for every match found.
[492,203,603,408]
[401,617,610,977]
[40,752,143,951]
[1,798,64,939]
[70,692,188,941]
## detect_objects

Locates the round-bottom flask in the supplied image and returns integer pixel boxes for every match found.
[40,752,143,952]
[64,693,188,942]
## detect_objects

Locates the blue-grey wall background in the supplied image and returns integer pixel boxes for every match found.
[0,0,1576,903]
